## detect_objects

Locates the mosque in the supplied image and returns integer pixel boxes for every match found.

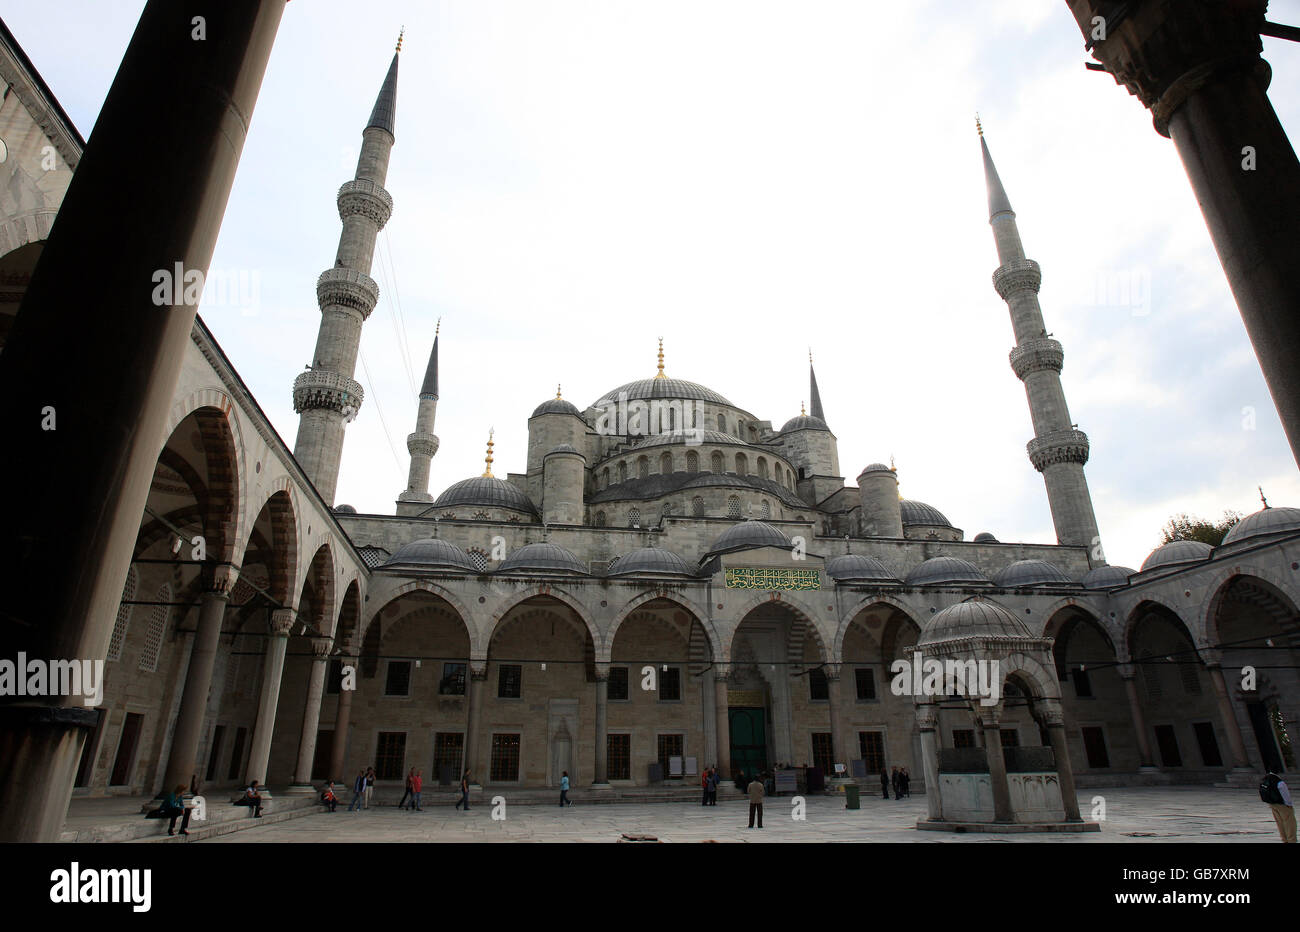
[2,23,1297,816]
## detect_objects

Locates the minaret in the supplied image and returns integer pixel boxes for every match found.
[808,350,826,423]
[292,34,402,504]
[979,119,1102,557]
[398,319,440,508]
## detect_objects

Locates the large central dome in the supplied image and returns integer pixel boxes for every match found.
[592,377,732,408]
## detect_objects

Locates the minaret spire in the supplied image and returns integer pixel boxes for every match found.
[654,337,667,379]
[980,124,1102,559]
[482,429,496,477]
[398,320,441,510]
[293,42,402,504]
[808,349,826,422]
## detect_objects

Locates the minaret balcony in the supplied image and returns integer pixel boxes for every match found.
[1026,428,1090,472]
[1009,338,1064,380]
[406,432,439,458]
[317,267,380,319]
[292,369,365,415]
[337,179,393,228]
[993,258,1041,299]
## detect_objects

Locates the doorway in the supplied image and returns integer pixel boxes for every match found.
[729,707,767,779]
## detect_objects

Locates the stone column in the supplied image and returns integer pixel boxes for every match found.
[916,701,942,820]
[826,666,845,778]
[592,669,609,787]
[0,0,286,842]
[713,670,731,776]
[1119,665,1157,770]
[980,707,1013,823]
[1207,663,1253,770]
[161,565,236,793]
[465,664,487,788]
[245,608,296,792]
[287,636,334,795]
[328,652,357,784]
[1039,698,1082,822]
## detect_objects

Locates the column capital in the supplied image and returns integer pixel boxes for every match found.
[1036,697,1066,727]
[310,637,334,660]
[269,608,296,637]
[915,702,939,731]
[975,704,1002,728]
[200,562,240,596]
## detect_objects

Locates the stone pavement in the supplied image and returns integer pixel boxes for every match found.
[199,786,1282,843]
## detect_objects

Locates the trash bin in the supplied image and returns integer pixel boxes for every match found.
[845,784,860,810]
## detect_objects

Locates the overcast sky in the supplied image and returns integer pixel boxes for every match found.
[8,0,1300,570]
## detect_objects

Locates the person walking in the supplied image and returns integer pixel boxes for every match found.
[880,767,889,800]
[455,769,471,811]
[411,769,424,811]
[747,773,765,828]
[348,770,366,812]
[1262,771,1296,843]
[560,771,572,807]
[708,767,719,806]
[397,768,414,811]
[363,766,376,809]
[160,784,192,836]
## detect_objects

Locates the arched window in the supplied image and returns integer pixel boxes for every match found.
[691,408,699,428]
[601,467,610,489]
[757,457,768,479]
[618,461,627,484]
[735,453,748,475]
[637,456,650,480]
[139,584,170,673]
[718,414,726,432]
[692,496,706,516]
[628,508,641,528]
[761,500,771,519]
[727,496,742,519]
[468,547,490,571]
[667,408,675,431]
[686,451,699,473]
[107,567,137,662]
[660,452,672,475]
[593,511,606,528]
[786,468,794,487]
[710,451,724,473]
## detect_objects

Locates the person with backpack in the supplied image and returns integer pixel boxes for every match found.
[1261,771,1296,843]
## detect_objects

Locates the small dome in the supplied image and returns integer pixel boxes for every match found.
[608,547,697,577]
[825,554,898,583]
[433,476,538,515]
[993,559,1075,588]
[1082,565,1136,589]
[780,414,830,433]
[545,443,582,457]
[1140,539,1213,573]
[900,500,952,527]
[498,542,587,575]
[858,463,894,477]
[334,504,358,514]
[919,598,1032,645]
[1220,506,1300,546]
[532,396,582,418]
[383,538,478,573]
[905,556,989,587]
[707,521,791,555]
[973,531,998,543]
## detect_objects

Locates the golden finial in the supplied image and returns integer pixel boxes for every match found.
[482,428,495,477]
[975,113,983,137]
[435,316,441,337]
[654,337,666,379]
[556,383,563,400]
[396,28,405,53]
[890,454,896,472]
[800,401,806,417]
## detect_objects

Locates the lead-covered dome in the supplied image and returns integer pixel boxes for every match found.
[1220,506,1300,546]
[631,430,745,449]
[780,414,830,432]
[433,476,538,515]
[607,547,697,577]
[919,598,1032,645]
[383,538,478,573]
[1140,539,1212,573]
[532,396,581,418]
[905,556,989,586]
[498,542,587,575]
[993,559,1076,588]
[825,554,898,584]
[900,500,952,527]
[1082,564,1136,589]
[593,377,732,408]
[706,521,791,555]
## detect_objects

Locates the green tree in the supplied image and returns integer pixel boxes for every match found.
[1159,510,1242,547]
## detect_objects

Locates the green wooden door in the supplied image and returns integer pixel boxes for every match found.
[729,707,767,779]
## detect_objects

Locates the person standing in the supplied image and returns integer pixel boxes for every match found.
[560,771,572,807]
[455,769,471,811]
[891,766,901,800]
[901,767,911,798]
[1262,771,1296,843]
[747,773,765,828]
[411,769,424,812]
[160,784,192,836]
[364,766,376,809]
[880,767,889,799]
[701,767,711,806]
[348,770,366,812]
[398,768,414,810]
[708,767,719,806]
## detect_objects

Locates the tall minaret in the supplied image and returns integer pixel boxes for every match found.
[979,119,1102,558]
[808,350,826,423]
[292,35,402,504]
[398,321,441,508]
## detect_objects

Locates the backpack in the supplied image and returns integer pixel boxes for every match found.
[1260,774,1285,805]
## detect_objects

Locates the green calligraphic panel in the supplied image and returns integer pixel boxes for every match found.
[724,567,821,591]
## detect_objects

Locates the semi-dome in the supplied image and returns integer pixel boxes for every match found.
[825,554,898,584]
[905,556,989,586]
[531,396,582,418]
[433,475,538,515]
[1140,539,1213,573]
[498,542,587,575]
[383,538,478,573]
[780,414,830,432]
[607,547,697,577]
[1220,506,1300,546]
[993,559,1075,588]
[973,531,998,543]
[1082,564,1136,589]
[706,520,791,555]
[919,598,1032,645]
[593,377,732,408]
[900,500,952,527]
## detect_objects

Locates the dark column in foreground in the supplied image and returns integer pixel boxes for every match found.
[1066,0,1300,468]
[0,0,286,842]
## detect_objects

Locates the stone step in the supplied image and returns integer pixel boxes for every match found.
[60,795,321,844]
